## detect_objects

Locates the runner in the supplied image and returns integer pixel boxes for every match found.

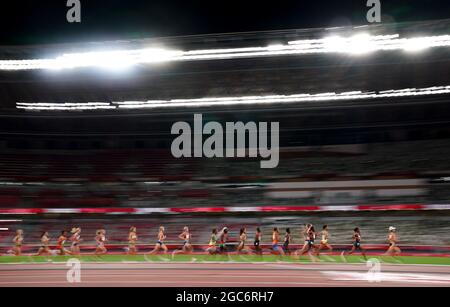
[36,231,52,256]
[56,230,71,255]
[385,226,401,256]
[236,228,250,254]
[282,228,292,255]
[316,225,333,256]
[295,224,315,256]
[12,229,24,256]
[272,227,285,256]
[206,228,218,255]
[95,229,107,255]
[128,226,138,255]
[341,227,367,260]
[172,226,193,258]
[147,226,168,255]
[254,227,262,255]
[70,227,82,255]
[218,227,229,254]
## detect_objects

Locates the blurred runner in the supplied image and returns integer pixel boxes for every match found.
[272,227,285,257]
[282,228,292,255]
[218,227,229,254]
[128,226,138,255]
[12,229,24,256]
[385,226,401,256]
[316,225,333,256]
[147,226,168,255]
[172,226,194,258]
[296,224,312,256]
[95,229,107,255]
[57,230,71,255]
[36,231,52,256]
[70,227,82,255]
[295,224,318,261]
[236,227,250,254]
[206,228,218,255]
[341,227,367,260]
[254,227,262,255]
[295,224,315,255]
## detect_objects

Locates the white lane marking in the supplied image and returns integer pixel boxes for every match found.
[322,271,450,284]
[319,255,337,262]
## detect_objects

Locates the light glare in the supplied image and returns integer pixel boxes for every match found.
[1,33,450,70]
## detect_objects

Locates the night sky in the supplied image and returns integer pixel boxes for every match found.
[0,0,450,45]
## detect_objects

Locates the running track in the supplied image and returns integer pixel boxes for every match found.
[0,262,449,287]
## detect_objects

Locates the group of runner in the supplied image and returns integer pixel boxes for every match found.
[267,224,401,260]
[11,227,107,256]
[9,224,402,258]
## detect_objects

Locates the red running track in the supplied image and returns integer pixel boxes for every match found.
[0,262,449,287]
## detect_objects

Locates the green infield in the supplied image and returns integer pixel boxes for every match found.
[0,254,449,265]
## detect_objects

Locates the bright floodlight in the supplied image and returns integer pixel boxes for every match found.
[403,37,430,52]
[348,34,376,54]
[322,36,348,53]
[2,33,450,70]
[54,51,134,70]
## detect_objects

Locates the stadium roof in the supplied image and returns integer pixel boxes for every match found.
[1,19,450,112]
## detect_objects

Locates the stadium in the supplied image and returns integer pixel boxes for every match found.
[0,14,449,287]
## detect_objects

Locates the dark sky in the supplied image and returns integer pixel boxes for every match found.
[1,0,450,45]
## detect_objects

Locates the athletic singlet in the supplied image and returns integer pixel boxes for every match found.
[57,236,66,249]
[41,236,49,248]
[272,233,279,245]
[304,228,310,242]
[353,232,361,247]
[97,235,105,246]
[307,231,315,243]
[209,234,217,246]
[157,232,165,245]
[254,232,261,247]
[219,233,228,252]
[71,233,80,246]
[184,232,191,244]
[283,234,291,250]
[240,233,247,246]
[321,231,328,244]
[388,233,396,246]
[14,236,23,247]
[129,232,137,243]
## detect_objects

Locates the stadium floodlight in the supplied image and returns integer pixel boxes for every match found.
[402,37,431,52]
[55,51,135,70]
[47,48,184,70]
[2,33,450,70]
[322,36,348,53]
[348,34,376,54]
[16,85,450,111]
